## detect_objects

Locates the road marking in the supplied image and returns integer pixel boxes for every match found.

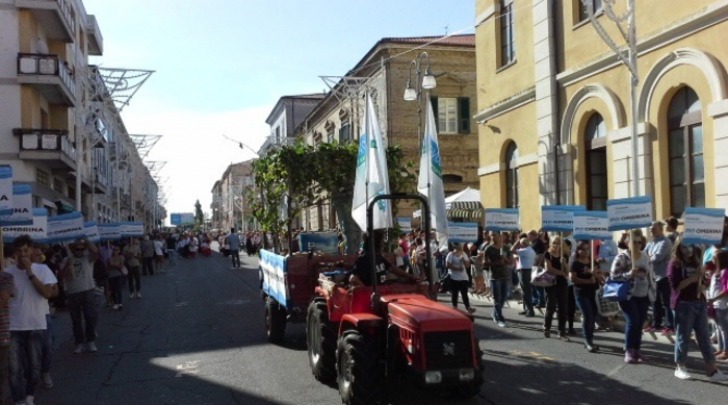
[175,360,200,377]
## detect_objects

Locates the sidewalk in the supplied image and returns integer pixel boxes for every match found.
[466,290,679,347]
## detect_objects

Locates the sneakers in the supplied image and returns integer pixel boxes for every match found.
[467,307,476,314]
[136,292,142,298]
[41,372,53,389]
[73,344,84,354]
[674,365,692,379]
[86,342,98,353]
[112,304,119,310]
[624,350,638,364]
[709,370,728,382]
[497,321,507,328]
[25,396,35,405]
[585,344,599,353]
[130,292,136,299]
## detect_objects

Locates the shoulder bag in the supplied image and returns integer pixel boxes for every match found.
[531,266,556,288]
[602,277,630,301]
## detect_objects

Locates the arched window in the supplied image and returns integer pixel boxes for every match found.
[505,142,519,208]
[668,87,703,216]
[585,113,608,210]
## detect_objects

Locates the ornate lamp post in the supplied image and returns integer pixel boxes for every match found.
[403,52,437,149]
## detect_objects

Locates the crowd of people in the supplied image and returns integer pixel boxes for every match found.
[0,227,241,405]
[394,216,728,382]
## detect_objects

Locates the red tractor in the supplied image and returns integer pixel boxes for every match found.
[306,194,483,404]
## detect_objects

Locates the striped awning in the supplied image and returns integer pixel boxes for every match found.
[413,187,484,219]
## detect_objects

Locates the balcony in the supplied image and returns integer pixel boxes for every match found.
[17,53,76,106]
[16,0,76,42]
[86,15,103,56]
[94,172,107,194]
[13,128,76,171]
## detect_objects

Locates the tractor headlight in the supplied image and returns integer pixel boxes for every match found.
[424,371,442,384]
[459,368,475,381]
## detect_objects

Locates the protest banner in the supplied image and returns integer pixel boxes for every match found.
[47,211,85,243]
[2,208,48,242]
[682,207,725,245]
[607,196,653,231]
[542,205,586,232]
[573,211,611,240]
[448,222,479,243]
[484,208,520,232]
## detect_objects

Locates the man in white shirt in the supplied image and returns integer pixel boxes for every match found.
[6,235,57,405]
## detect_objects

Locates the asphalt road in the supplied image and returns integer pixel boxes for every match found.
[35,250,727,405]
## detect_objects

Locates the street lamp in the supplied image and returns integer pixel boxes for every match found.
[403,52,437,148]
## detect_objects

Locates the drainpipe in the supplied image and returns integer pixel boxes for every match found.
[550,0,562,206]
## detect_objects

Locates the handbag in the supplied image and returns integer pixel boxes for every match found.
[707,303,717,319]
[531,267,556,288]
[602,278,630,301]
[120,266,128,276]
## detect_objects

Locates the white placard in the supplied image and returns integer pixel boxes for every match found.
[573,211,611,240]
[47,211,85,243]
[607,196,653,231]
[682,207,725,245]
[2,208,48,242]
[0,165,12,216]
[484,208,520,232]
[84,221,101,243]
[448,222,479,243]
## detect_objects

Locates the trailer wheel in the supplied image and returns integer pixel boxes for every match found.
[265,297,286,344]
[307,301,337,382]
[337,330,382,405]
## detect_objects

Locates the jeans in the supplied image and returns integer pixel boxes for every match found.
[517,268,534,314]
[544,283,568,332]
[567,285,576,330]
[575,292,597,345]
[8,330,43,402]
[618,295,650,352]
[109,275,126,305]
[127,265,141,294]
[0,345,8,402]
[41,314,54,373]
[230,249,240,268]
[66,289,99,345]
[450,279,471,310]
[673,301,715,364]
[652,278,674,329]
[532,286,546,308]
[490,279,509,322]
[166,249,177,266]
[715,308,728,352]
[142,256,155,275]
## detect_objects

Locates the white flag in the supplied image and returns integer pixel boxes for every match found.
[418,99,448,247]
[351,93,393,231]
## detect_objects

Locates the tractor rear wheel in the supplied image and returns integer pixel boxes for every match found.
[307,300,337,382]
[265,297,286,344]
[336,330,382,405]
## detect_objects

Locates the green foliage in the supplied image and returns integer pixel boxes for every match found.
[194,200,203,230]
[249,140,417,253]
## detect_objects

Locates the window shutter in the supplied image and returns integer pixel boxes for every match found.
[458,97,470,134]
[430,96,439,132]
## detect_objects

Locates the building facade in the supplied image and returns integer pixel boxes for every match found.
[475,0,728,231]
[297,35,479,231]
[211,161,255,233]
[0,0,163,230]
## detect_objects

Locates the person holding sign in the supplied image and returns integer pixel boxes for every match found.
[610,231,655,364]
[669,237,728,382]
[570,241,603,352]
[543,236,570,339]
[483,234,511,326]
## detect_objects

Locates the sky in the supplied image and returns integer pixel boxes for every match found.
[81,0,476,222]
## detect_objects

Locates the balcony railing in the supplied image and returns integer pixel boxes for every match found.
[13,128,76,171]
[16,0,76,41]
[17,53,76,106]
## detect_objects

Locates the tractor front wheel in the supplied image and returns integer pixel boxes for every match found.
[336,330,382,405]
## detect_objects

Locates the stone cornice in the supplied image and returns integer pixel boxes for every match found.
[474,87,536,123]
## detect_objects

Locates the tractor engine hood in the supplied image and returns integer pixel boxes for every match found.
[383,294,474,332]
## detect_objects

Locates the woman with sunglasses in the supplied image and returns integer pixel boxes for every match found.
[610,230,655,363]
[570,240,602,352]
[669,236,728,381]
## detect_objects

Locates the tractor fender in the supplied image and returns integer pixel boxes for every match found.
[339,313,384,335]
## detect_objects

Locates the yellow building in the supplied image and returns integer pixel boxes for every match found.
[475,0,728,231]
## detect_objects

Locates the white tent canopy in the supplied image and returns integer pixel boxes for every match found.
[413,187,484,220]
